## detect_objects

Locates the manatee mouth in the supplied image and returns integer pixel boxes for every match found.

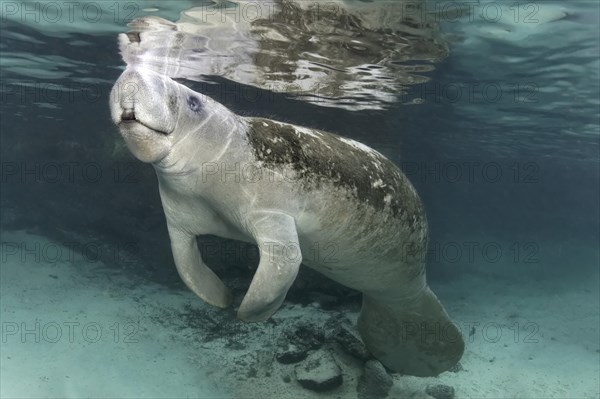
[121,109,136,121]
[118,109,170,135]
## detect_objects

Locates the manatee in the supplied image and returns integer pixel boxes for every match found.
[109,67,464,376]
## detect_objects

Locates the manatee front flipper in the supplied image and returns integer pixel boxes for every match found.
[167,225,232,308]
[238,211,301,322]
[358,287,464,376]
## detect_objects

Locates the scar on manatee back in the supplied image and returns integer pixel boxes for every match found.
[245,118,422,225]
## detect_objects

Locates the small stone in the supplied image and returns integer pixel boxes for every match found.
[295,350,343,392]
[425,384,455,399]
[276,343,308,364]
[357,360,393,399]
[276,323,324,364]
[287,323,324,350]
[448,362,463,373]
[333,325,372,361]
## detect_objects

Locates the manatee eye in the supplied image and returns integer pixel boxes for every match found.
[187,96,201,113]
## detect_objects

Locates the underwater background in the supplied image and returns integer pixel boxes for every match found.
[1,0,598,398]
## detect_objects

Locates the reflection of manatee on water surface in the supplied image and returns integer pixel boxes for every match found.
[109,63,464,376]
[118,0,447,110]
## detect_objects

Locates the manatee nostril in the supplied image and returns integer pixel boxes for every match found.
[121,109,136,121]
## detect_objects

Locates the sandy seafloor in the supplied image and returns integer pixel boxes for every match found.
[1,230,598,399]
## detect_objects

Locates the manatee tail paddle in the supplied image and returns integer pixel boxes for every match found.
[357,287,464,376]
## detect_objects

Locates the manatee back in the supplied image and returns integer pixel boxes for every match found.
[245,118,423,223]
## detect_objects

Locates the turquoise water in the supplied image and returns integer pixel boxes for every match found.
[1,1,598,398]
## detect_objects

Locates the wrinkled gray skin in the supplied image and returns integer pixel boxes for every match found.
[109,67,464,377]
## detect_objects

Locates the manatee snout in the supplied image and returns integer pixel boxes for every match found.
[109,67,176,135]
[109,67,180,163]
